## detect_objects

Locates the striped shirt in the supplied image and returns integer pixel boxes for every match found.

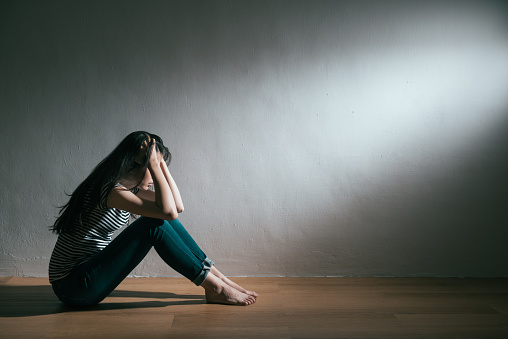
[49,184,137,283]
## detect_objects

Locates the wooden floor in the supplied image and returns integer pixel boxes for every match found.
[0,277,507,338]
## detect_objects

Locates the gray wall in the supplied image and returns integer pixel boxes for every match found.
[1,0,507,278]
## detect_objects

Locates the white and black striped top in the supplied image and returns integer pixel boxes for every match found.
[49,184,138,283]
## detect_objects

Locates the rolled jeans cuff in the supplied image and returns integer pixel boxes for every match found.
[192,258,215,286]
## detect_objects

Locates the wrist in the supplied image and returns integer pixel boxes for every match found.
[148,158,160,169]
[148,163,161,176]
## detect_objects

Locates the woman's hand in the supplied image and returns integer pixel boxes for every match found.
[148,140,162,169]
[135,135,152,164]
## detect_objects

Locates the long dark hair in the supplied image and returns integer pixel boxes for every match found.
[51,131,170,235]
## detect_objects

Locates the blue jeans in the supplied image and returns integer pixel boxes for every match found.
[51,217,214,307]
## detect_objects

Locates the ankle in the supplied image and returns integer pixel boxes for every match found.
[210,266,225,280]
[201,272,223,294]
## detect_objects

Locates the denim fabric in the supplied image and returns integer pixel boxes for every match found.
[51,217,212,307]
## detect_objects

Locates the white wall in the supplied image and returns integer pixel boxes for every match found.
[1,0,507,278]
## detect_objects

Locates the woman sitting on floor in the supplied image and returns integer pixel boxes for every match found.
[49,131,257,307]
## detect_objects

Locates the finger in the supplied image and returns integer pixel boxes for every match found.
[141,135,150,149]
[149,140,158,161]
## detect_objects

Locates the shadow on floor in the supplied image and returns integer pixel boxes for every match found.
[0,284,205,317]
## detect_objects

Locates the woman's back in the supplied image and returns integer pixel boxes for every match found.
[49,184,131,282]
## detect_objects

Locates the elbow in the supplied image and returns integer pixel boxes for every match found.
[156,202,179,220]
[164,208,178,220]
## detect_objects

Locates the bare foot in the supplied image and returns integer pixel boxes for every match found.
[202,273,256,306]
[211,266,258,297]
[205,287,256,306]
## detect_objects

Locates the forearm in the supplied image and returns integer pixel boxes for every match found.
[149,164,178,217]
[161,161,184,213]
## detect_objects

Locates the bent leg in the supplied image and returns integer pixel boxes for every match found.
[55,217,211,306]
[150,218,213,286]
[166,219,257,298]
[165,219,208,261]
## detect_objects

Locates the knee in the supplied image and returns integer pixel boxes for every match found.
[145,219,175,240]
[165,218,183,230]
[134,216,166,229]
[126,217,167,241]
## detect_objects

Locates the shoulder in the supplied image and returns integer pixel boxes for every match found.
[106,184,140,207]
[101,184,137,209]
[111,183,139,194]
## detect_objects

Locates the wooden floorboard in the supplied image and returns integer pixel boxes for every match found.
[1,277,507,338]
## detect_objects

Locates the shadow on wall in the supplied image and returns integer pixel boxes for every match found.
[280,111,508,277]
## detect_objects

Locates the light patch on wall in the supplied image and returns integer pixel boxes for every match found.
[272,3,508,196]
[247,1,508,276]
